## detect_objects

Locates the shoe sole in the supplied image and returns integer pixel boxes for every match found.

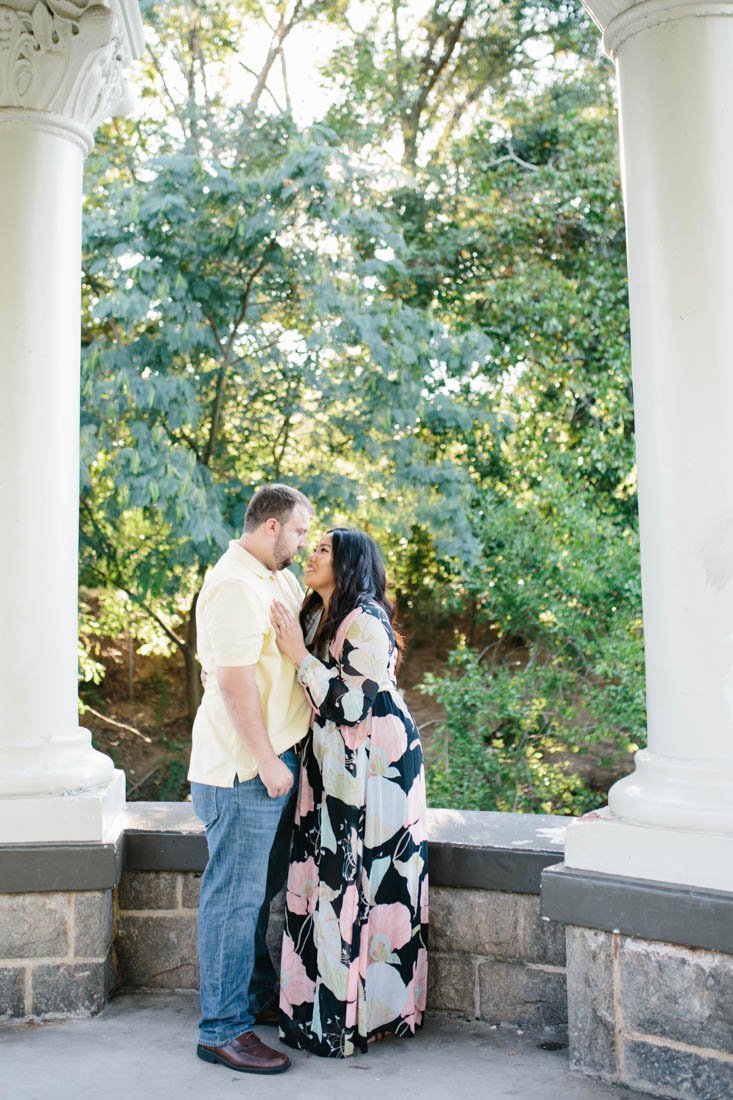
[197,1045,290,1074]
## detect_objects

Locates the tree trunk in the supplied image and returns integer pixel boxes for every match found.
[183,589,202,722]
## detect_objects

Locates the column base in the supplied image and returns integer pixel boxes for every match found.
[0,727,117,798]
[0,769,126,843]
[608,748,733,833]
[564,806,733,892]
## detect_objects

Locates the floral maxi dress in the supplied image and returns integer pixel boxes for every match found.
[278,599,429,1057]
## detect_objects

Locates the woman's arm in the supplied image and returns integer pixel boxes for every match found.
[298,608,390,726]
[271,600,390,726]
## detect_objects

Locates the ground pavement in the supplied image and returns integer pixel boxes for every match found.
[0,992,651,1100]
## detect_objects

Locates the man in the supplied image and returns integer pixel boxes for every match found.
[189,483,313,1074]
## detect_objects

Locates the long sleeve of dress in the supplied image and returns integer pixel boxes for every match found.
[296,608,391,726]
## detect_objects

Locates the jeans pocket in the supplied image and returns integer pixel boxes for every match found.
[191,783,220,830]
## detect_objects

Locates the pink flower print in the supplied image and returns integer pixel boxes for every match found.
[369,714,408,776]
[280,934,315,1014]
[405,770,428,843]
[420,877,429,926]
[286,857,318,916]
[339,882,359,945]
[368,902,412,964]
[297,768,315,819]
[415,946,428,1010]
[401,947,428,1026]
[341,716,370,751]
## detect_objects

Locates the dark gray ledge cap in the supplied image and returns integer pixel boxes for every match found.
[122,801,208,872]
[542,862,733,954]
[119,805,570,892]
[0,838,123,893]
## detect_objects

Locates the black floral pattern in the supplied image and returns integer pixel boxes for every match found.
[278,600,429,1057]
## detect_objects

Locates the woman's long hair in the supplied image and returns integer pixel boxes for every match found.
[300,528,402,656]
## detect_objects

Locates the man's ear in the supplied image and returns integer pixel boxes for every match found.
[264,517,280,537]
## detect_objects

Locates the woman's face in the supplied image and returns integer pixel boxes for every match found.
[304,534,335,595]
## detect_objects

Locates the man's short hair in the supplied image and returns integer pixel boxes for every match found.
[243,483,313,532]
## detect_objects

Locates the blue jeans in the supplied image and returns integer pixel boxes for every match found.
[191,748,299,1046]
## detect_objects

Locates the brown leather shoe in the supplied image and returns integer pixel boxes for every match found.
[197,1030,290,1074]
[254,1002,280,1027]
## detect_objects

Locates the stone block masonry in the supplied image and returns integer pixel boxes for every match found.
[111,805,569,1030]
[115,876,567,1032]
[1,805,569,1028]
[565,928,733,1100]
[544,865,733,1100]
[8,802,733,1100]
[428,887,567,1029]
[0,890,114,1021]
[115,871,285,992]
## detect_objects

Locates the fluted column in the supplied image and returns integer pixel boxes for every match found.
[0,1,143,842]
[564,0,733,890]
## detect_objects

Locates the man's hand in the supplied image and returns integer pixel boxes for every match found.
[258,755,295,799]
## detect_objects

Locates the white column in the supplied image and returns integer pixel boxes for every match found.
[0,1,143,842]
[564,0,733,891]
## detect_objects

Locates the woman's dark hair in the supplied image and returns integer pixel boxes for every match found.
[300,528,402,656]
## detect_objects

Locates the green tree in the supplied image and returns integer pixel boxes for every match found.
[80,0,643,816]
[80,1,490,717]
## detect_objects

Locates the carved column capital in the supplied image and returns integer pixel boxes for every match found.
[0,1,143,148]
[583,0,733,56]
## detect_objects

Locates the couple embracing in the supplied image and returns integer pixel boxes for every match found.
[188,483,429,1073]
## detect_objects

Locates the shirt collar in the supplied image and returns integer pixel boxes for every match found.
[228,540,275,581]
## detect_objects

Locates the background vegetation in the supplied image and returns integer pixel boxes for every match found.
[79,0,643,813]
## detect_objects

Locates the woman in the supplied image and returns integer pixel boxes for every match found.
[269,528,428,1058]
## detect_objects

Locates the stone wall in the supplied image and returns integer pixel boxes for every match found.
[0,807,570,1027]
[114,870,286,993]
[428,887,566,1029]
[6,804,733,1099]
[543,863,733,1100]
[113,869,568,1033]
[566,928,733,1100]
[0,890,114,1021]
[116,872,200,992]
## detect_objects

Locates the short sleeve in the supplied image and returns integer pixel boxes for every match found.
[205,580,265,667]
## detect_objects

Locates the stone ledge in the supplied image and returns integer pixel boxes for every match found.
[121,803,569,893]
[0,803,570,894]
[428,808,567,895]
[542,863,733,953]
[0,840,122,893]
[122,802,208,873]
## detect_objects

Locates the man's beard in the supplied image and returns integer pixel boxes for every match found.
[272,536,294,570]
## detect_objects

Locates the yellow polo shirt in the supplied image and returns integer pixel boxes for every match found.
[188,541,311,787]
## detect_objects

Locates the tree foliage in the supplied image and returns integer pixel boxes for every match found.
[80,0,643,813]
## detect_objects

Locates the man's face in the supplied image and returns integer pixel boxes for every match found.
[272,504,311,570]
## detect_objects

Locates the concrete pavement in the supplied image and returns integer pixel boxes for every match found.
[0,992,650,1100]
